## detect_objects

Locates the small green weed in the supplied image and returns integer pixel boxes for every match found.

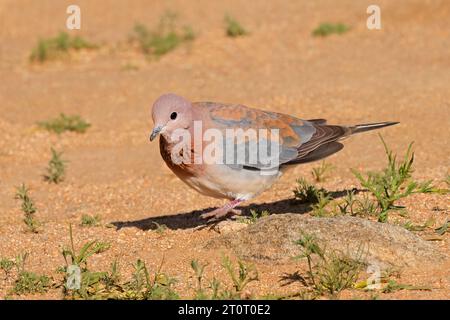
[15,184,40,233]
[59,225,177,300]
[382,280,431,293]
[293,178,328,204]
[352,136,445,222]
[333,192,382,218]
[190,257,258,300]
[38,113,90,134]
[191,259,209,299]
[12,253,51,295]
[435,220,448,236]
[30,31,97,62]
[132,12,195,57]
[125,258,179,300]
[310,192,332,217]
[311,161,334,182]
[295,232,365,297]
[222,255,259,294]
[60,225,111,299]
[401,218,434,232]
[13,271,51,295]
[80,214,101,227]
[225,15,248,37]
[151,222,168,234]
[238,209,270,224]
[0,257,15,279]
[44,148,67,184]
[312,23,350,37]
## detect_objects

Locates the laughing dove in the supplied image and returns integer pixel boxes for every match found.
[149,93,398,220]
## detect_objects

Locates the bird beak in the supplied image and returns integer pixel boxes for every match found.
[149,126,163,141]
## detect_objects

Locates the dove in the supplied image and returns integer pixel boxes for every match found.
[149,93,398,220]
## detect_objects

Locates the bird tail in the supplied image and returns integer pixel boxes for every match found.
[349,121,399,135]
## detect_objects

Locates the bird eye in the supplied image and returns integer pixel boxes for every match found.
[170,112,177,120]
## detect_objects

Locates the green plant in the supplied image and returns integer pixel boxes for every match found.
[60,225,111,299]
[44,148,67,183]
[127,259,148,293]
[356,193,379,216]
[190,259,209,299]
[238,209,270,224]
[13,271,51,295]
[312,23,350,37]
[151,222,168,234]
[382,280,431,293]
[317,251,364,296]
[30,31,97,62]
[189,260,224,300]
[294,233,324,290]
[132,12,195,57]
[222,255,258,294]
[101,260,122,291]
[190,257,259,300]
[332,191,380,218]
[12,253,51,295]
[71,35,96,50]
[59,226,178,299]
[352,136,443,222]
[334,191,356,216]
[401,218,434,232]
[38,113,90,134]
[310,191,332,217]
[293,178,328,204]
[4,227,181,299]
[15,184,40,233]
[311,161,334,182]
[81,214,101,227]
[295,232,365,297]
[125,258,179,300]
[435,220,448,236]
[0,258,15,279]
[225,15,248,37]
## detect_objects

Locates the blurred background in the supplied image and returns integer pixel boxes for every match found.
[0,0,449,300]
[0,0,449,212]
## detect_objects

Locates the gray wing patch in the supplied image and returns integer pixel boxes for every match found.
[221,135,298,172]
[291,120,316,144]
[218,121,317,171]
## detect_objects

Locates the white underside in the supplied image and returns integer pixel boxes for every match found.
[182,164,283,201]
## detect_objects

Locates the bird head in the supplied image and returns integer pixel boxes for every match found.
[150,93,193,142]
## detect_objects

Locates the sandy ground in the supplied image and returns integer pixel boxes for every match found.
[0,0,449,299]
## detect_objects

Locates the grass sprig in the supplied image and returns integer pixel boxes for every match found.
[44,148,67,184]
[15,184,40,233]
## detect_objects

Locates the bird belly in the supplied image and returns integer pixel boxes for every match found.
[182,164,282,201]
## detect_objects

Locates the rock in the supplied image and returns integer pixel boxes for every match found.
[213,220,249,234]
[207,214,447,268]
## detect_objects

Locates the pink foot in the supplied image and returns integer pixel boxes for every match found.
[201,199,243,220]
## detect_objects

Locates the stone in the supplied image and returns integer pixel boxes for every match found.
[213,220,248,234]
[207,214,447,268]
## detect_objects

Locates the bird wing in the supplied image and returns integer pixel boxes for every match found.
[196,102,349,170]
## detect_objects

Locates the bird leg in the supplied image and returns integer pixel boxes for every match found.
[201,199,243,220]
